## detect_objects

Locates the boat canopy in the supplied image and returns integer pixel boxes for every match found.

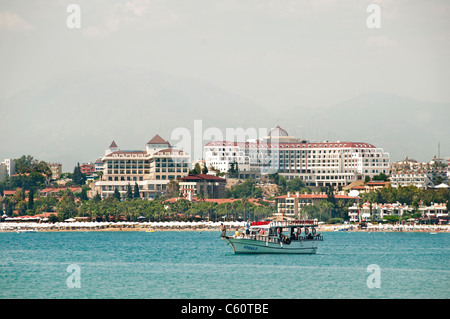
[250,220,318,229]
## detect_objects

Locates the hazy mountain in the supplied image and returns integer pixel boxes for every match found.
[284,93,450,163]
[1,67,448,171]
[0,67,272,170]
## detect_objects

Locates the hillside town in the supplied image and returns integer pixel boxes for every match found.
[1,126,449,230]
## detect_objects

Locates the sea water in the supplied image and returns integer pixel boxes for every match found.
[0,231,448,299]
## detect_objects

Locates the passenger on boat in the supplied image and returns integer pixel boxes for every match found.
[292,228,298,240]
[235,227,240,237]
[220,223,226,237]
[245,220,250,235]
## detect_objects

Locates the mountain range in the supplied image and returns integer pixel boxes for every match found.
[1,67,448,171]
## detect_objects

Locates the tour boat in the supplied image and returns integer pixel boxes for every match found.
[221,220,323,254]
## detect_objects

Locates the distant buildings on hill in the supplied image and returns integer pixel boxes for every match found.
[48,163,62,180]
[205,125,390,188]
[348,202,448,223]
[389,156,449,189]
[1,126,449,201]
[0,159,15,182]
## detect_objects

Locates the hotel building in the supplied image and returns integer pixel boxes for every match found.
[179,174,227,199]
[92,135,190,199]
[389,172,434,189]
[205,126,390,187]
[48,162,62,180]
[348,202,448,222]
[0,159,16,182]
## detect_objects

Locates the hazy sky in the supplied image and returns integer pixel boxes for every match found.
[1,0,450,110]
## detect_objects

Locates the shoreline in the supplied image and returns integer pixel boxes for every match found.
[1,223,448,233]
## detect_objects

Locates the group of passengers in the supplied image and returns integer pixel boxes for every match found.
[220,221,316,240]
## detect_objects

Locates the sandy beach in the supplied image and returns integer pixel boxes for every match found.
[1,221,448,233]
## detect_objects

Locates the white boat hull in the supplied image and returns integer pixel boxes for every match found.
[222,237,320,254]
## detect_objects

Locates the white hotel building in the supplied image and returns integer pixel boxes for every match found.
[92,135,190,199]
[205,126,390,187]
[0,159,16,182]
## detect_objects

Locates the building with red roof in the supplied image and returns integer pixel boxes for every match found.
[179,174,226,199]
[204,125,390,188]
[93,135,190,200]
[39,187,81,197]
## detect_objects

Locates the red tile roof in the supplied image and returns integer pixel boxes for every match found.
[107,150,146,156]
[153,148,185,155]
[147,134,170,145]
[40,187,81,194]
[2,190,30,196]
[205,141,376,149]
[365,181,387,185]
[35,212,57,218]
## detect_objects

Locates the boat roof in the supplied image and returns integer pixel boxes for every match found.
[250,220,318,229]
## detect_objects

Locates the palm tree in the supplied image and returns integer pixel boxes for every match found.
[225,202,231,221]
[231,201,238,220]
[242,197,248,221]
[319,200,334,221]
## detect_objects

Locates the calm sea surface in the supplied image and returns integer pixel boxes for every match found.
[0,230,448,299]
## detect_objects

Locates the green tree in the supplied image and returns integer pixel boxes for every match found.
[226,178,262,199]
[384,215,399,223]
[126,183,133,200]
[320,200,334,220]
[14,155,34,173]
[372,172,389,181]
[80,187,89,201]
[192,163,202,175]
[277,176,287,194]
[286,177,306,193]
[325,186,337,218]
[113,188,121,201]
[228,163,236,176]
[72,163,86,186]
[14,155,51,178]
[94,192,102,202]
[165,179,180,198]
[56,189,78,221]
[28,188,34,212]
[133,182,140,198]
